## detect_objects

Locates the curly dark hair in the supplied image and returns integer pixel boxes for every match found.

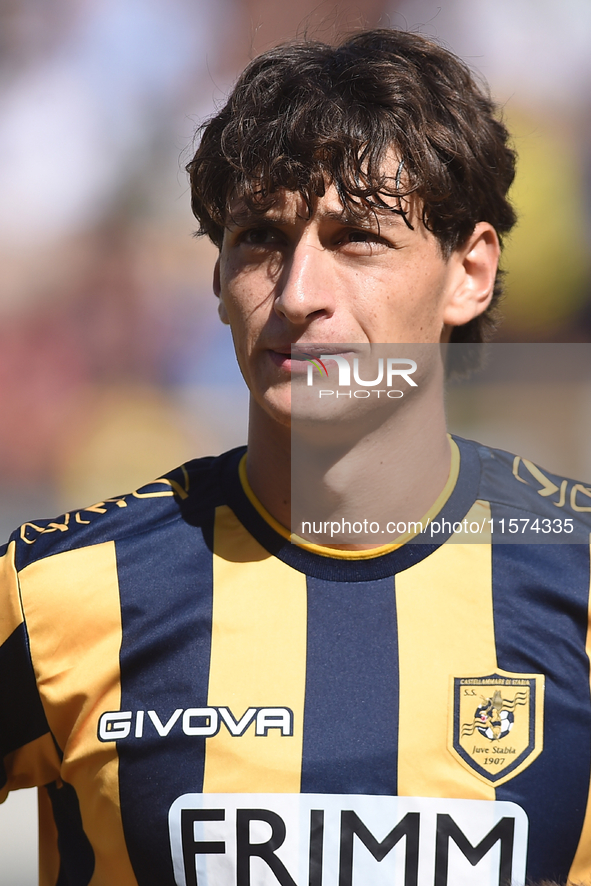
[187,29,517,342]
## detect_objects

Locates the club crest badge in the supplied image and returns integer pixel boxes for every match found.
[449,671,544,786]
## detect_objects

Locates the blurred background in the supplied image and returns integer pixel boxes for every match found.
[0,1,589,883]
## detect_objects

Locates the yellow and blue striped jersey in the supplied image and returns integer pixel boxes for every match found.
[1,436,591,885]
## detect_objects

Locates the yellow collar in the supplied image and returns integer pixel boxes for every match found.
[237,437,460,561]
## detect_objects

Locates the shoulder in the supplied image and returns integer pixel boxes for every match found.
[6,448,245,573]
[456,436,591,540]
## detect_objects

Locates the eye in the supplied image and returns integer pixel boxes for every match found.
[346,230,374,242]
[336,228,391,251]
[241,226,284,246]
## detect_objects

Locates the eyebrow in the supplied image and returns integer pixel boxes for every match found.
[226,203,408,230]
[315,207,407,229]
[226,206,280,228]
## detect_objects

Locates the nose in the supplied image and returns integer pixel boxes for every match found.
[274,240,335,325]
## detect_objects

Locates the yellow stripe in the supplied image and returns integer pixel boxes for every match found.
[1,733,60,799]
[239,437,461,559]
[19,543,138,886]
[0,541,24,645]
[567,541,591,884]
[396,502,496,800]
[39,785,60,886]
[446,500,492,544]
[203,505,307,793]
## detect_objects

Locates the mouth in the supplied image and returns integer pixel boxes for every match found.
[267,349,304,372]
[268,343,364,373]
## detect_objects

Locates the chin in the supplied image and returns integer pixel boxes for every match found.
[264,405,292,429]
[254,388,292,429]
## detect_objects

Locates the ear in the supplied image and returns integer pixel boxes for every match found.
[442,223,500,329]
[213,257,230,325]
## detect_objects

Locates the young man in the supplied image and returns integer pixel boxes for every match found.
[1,29,591,886]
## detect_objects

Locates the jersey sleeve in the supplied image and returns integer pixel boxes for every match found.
[0,539,60,801]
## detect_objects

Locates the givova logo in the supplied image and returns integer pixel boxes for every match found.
[97,706,293,742]
[168,794,528,886]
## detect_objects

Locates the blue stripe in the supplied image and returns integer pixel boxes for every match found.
[0,623,50,788]
[117,514,214,886]
[491,541,591,882]
[301,576,398,794]
[46,781,95,886]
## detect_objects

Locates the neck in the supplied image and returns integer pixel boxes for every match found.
[247,401,292,526]
[245,380,451,551]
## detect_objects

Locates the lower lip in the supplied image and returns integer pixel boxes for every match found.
[268,351,307,373]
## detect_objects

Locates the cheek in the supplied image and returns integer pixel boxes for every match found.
[221,285,273,357]
[375,278,450,340]
[221,272,255,323]
[405,264,451,312]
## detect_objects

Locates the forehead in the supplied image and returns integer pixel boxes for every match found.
[226,182,419,233]
[225,151,417,228]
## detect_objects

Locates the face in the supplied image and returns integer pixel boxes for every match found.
[214,182,498,425]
